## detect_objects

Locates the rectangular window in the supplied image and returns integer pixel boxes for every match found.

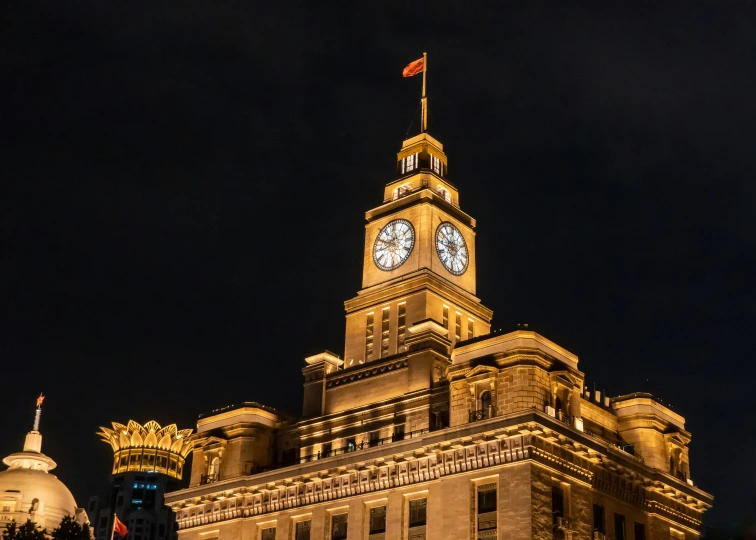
[634,523,646,540]
[467,319,474,340]
[477,484,497,532]
[593,504,605,534]
[331,514,348,540]
[261,528,276,540]
[431,155,441,175]
[478,486,497,514]
[393,424,405,441]
[295,521,311,540]
[2,506,10,513]
[381,307,390,358]
[346,437,356,452]
[397,303,407,351]
[455,313,461,341]
[322,442,332,458]
[409,498,427,528]
[369,506,386,534]
[369,430,380,447]
[365,313,374,361]
[552,486,564,526]
[442,306,449,329]
[614,514,626,540]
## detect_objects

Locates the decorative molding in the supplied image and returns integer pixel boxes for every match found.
[326,360,408,388]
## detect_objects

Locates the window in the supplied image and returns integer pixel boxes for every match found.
[478,486,496,514]
[400,153,418,174]
[614,514,626,540]
[477,484,497,531]
[431,411,449,431]
[467,319,474,340]
[401,153,418,173]
[346,437,356,452]
[365,313,374,361]
[2,506,10,512]
[261,528,276,540]
[409,498,427,528]
[431,155,441,175]
[593,504,605,534]
[322,442,332,458]
[295,521,311,540]
[369,431,380,447]
[480,391,492,415]
[158,524,165,537]
[369,506,386,534]
[331,514,348,540]
[397,303,407,351]
[552,486,564,526]
[634,523,646,540]
[393,424,405,441]
[381,308,390,357]
[442,306,449,329]
[455,313,461,341]
[393,183,413,200]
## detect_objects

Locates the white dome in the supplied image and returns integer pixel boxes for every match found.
[0,468,78,531]
[0,428,85,533]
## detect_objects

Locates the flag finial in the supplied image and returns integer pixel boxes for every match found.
[402,53,429,133]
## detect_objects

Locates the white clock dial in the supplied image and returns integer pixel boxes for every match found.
[436,222,469,275]
[373,219,415,271]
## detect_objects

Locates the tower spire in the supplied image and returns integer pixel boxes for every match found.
[420,52,428,133]
[33,393,44,432]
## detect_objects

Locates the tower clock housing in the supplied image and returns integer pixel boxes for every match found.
[344,132,492,367]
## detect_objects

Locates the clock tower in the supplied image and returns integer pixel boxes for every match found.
[343,131,493,365]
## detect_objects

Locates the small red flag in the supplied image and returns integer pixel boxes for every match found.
[113,516,128,538]
[402,57,425,78]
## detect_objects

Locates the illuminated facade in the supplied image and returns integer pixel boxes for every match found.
[164,128,713,540]
[87,421,193,540]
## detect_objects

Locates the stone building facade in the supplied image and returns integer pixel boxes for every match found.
[164,129,713,540]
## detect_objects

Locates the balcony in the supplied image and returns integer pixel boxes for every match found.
[199,474,219,485]
[469,408,492,423]
[298,428,428,464]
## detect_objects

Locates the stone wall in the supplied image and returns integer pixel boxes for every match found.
[449,380,474,427]
[496,366,550,415]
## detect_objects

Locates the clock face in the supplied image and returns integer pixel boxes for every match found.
[373,219,415,271]
[436,222,469,275]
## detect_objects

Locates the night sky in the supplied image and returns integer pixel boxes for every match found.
[3,0,755,533]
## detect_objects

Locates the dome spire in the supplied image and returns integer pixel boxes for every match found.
[23,394,45,454]
[33,393,44,432]
[3,395,56,471]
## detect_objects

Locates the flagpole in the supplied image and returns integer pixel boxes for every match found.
[110,514,117,540]
[421,52,428,133]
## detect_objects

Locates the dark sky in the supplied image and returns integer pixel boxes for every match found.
[2,0,755,531]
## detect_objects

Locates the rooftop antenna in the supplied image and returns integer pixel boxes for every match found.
[33,393,44,432]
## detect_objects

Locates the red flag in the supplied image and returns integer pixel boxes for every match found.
[113,516,128,538]
[402,57,425,78]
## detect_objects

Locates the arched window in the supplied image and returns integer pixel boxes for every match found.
[480,391,492,413]
[208,457,220,478]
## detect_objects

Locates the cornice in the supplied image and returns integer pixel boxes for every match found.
[167,411,711,533]
[365,191,475,228]
[326,359,408,389]
[344,270,492,320]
